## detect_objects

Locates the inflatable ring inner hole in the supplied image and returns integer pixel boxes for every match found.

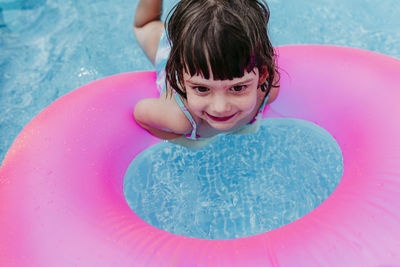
[123,118,343,240]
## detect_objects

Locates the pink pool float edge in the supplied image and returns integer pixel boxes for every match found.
[1,45,400,266]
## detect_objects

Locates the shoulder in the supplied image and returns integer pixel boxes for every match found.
[134,91,193,136]
[266,70,280,104]
[266,85,279,104]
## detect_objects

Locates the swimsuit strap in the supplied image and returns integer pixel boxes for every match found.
[258,90,270,117]
[173,92,198,139]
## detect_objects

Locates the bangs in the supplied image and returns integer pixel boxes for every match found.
[182,23,256,80]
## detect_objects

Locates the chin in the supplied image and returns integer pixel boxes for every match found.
[206,118,241,131]
[210,124,236,131]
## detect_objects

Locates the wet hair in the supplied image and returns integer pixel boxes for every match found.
[165,0,279,98]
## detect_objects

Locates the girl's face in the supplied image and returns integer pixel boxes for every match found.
[183,68,261,131]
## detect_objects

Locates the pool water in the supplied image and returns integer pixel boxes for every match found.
[1,0,399,164]
[124,119,343,239]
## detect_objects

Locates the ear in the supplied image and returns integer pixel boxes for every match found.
[258,66,269,84]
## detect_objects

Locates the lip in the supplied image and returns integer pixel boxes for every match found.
[206,112,237,122]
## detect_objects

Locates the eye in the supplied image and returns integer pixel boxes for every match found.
[193,86,210,94]
[231,85,247,93]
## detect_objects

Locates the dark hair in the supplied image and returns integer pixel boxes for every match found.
[165,0,279,98]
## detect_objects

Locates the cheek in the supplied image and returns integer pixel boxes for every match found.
[239,98,257,112]
[186,95,206,112]
[237,92,258,112]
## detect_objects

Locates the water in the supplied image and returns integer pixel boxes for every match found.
[124,119,343,239]
[1,0,399,164]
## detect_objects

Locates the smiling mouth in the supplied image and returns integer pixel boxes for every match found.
[206,112,237,122]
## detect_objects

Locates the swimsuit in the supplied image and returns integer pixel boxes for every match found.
[154,31,269,148]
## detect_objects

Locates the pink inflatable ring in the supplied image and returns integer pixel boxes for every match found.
[1,45,400,266]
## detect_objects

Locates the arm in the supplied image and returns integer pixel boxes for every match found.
[133,0,165,65]
[134,93,193,140]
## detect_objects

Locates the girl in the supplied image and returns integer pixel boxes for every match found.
[133,0,279,148]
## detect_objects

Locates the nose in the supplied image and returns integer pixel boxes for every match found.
[211,94,231,115]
